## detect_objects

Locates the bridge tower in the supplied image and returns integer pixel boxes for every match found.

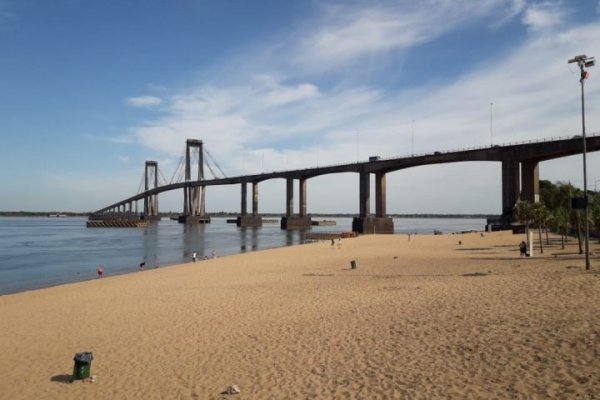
[143,161,161,220]
[179,139,211,224]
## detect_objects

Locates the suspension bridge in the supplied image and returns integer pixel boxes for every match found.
[89,134,600,233]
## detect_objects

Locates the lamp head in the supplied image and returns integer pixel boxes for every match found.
[568,54,587,64]
[584,58,595,68]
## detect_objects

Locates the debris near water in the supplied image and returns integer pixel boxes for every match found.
[223,384,240,395]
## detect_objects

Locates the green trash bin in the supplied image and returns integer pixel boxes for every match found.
[72,352,93,381]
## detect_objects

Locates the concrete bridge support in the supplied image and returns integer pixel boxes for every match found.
[143,161,160,221]
[253,182,259,215]
[281,177,311,229]
[180,139,210,224]
[237,180,262,227]
[520,160,539,203]
[352,172,394,234]
[501,159,520,221]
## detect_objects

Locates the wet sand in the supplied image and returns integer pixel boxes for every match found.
[0,231,599,399]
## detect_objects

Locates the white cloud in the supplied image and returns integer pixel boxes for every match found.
[117,5,600,214]
[254,75,320,106]
[522,1,565,31]
[127,77,329,162]
[126,96,162,107]
[294,0,527,70]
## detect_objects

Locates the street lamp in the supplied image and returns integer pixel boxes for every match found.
[568,53,595,270]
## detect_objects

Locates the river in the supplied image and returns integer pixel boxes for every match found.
[0,216,486,295]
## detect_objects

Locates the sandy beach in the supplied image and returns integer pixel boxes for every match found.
[1,230,599,399]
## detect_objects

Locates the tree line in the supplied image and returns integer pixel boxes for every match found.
[513,180,600,254]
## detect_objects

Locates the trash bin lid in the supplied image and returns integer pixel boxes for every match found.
[74,352,94,363]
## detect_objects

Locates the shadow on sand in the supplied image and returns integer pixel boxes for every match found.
[50,374,72,384]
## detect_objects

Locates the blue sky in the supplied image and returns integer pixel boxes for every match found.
[1,0,600,214]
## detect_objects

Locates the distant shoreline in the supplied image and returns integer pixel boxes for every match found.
[0,211,496,219]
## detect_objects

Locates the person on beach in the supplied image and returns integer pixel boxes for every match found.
[139,262,145,270]
[96,265,104,278]
[192,252,197,262]
[519,241,527,257]
[331,238,335,247]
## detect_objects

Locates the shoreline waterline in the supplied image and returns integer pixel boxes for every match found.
[0,216,486,295]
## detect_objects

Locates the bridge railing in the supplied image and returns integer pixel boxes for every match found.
[261,131,600,175]
[382,131,600,164]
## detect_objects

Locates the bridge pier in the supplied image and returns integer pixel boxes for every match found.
[237,181,262,227]
[501,159,520,221]
[352,171,394,234]
[520,160,539,203]
[281,177,311,229]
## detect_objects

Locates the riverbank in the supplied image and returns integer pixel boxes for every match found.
[0,217,487,295]
[0,231,598,399]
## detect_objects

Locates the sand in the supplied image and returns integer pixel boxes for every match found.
[0,231,599,399]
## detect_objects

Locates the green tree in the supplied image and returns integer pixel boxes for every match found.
[591,196,600,244]
[531,202,548,253]
[570,208,584,254]
[539,180,584,249]
[553,207,570,249]
[513,201,534,228]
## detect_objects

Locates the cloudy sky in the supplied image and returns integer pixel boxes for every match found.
[1,0,599,214]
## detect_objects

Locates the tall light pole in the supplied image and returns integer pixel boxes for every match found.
[490,102,494,146]
[568,54,595,270]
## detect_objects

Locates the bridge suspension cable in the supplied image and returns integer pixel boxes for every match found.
[136,173,145,195]
[157,167,169,187]
[169,155,186,184]
[204,147,226,179]
[166,143,227,183]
